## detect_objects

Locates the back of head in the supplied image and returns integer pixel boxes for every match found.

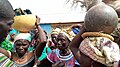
[85,2,118,34]
[0,0,15,20]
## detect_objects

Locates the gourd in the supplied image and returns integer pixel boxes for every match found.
[85,2,118,34]
[12,15,36,33]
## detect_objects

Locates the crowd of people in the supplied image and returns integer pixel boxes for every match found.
[1,0,120,67]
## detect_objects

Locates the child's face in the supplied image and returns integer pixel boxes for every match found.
[57,33,70,50]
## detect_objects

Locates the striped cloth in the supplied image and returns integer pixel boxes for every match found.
[79,37,120,66]
[47,49,79,67]
[0,53,17,67]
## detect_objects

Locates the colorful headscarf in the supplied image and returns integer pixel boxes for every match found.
[9,29,19,35]
[14,33,32,42]
[7,29,19,40]
[59,29,76,41]
[79,37,120,66]
[51,28,61,35]
[51,27,76,41]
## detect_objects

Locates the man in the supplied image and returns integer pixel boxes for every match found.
[0,0,17,66]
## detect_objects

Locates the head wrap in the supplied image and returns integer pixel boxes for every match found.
[9,29,18,35]
[51,28,61,35]
[59,29,76,41]
[14,33,32,42]
[7,29,19,40]
[79,37,120,66]
[51,27,76,41]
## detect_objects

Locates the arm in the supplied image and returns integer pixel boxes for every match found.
[38,50,65,67]
[0,47,11,58]
[36,16,46,43]
[69,25,86,64]
[35,16,47,58]
[37,58,52,67]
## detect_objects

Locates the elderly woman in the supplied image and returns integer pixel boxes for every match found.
[7,16,47,67]
[49,28,61,50]
[11,33,35,66]
[37,29,80,67]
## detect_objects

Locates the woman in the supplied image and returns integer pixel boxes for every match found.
[70,25,120,67]
[11,33,35,67]
[69,2,120,67]
[10,16,47,67]
[1,29,19,52]
[50,27,61,50]
[37,30,80,67]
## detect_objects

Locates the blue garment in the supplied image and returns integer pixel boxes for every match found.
[7,29,19,40]
[72,28,80,34]
[119,60,120,67]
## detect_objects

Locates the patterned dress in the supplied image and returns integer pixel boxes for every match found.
[11,51,35,67]
[47,49,79,67]
[79,37,120,66]
[0,53,17,67]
